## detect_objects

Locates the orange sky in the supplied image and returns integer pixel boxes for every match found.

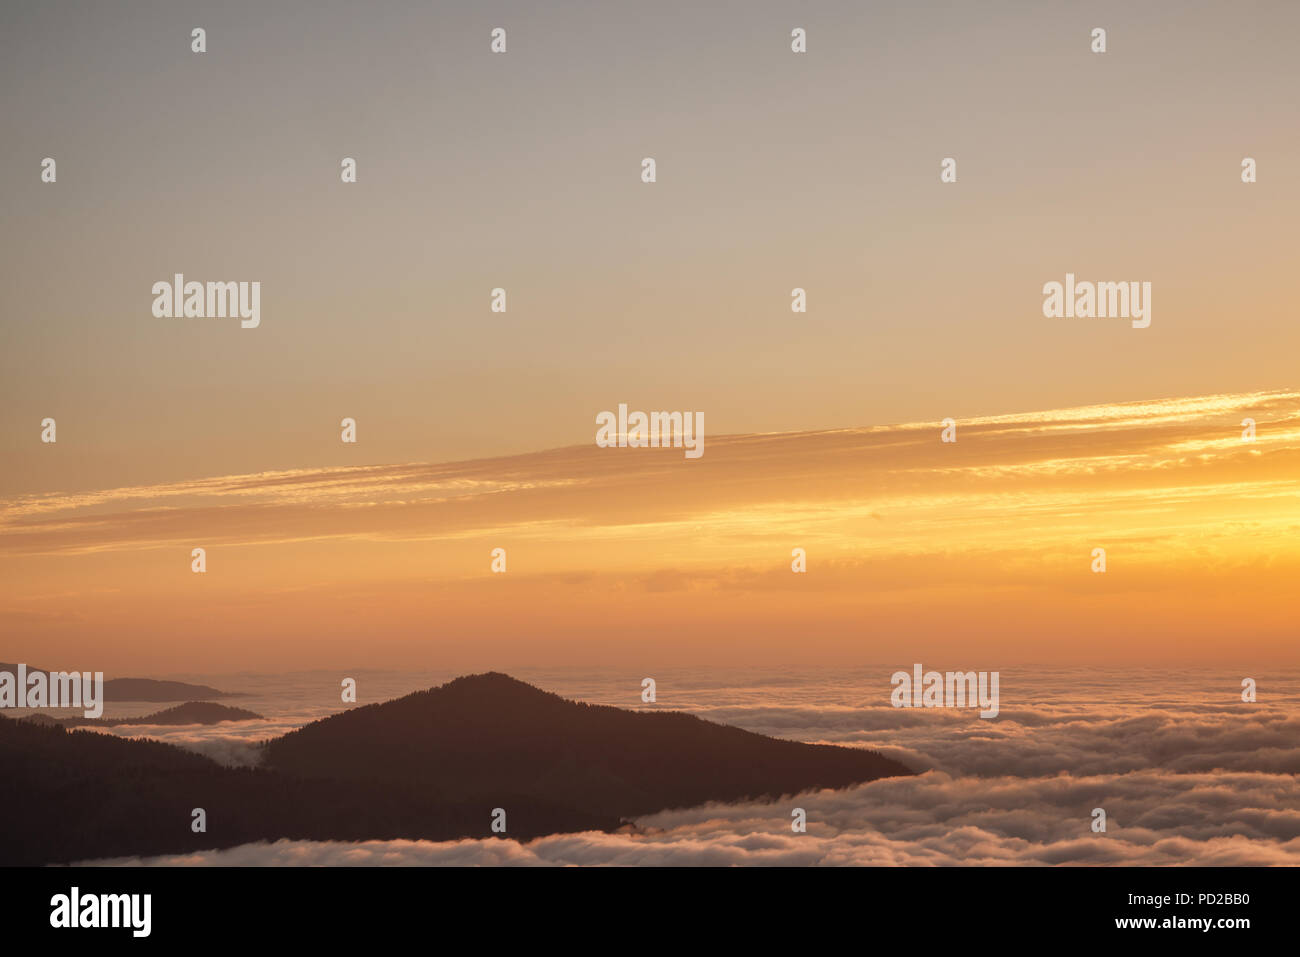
[3,389,1296,672]
[3,3,1299,674]
[6,2,1300,495]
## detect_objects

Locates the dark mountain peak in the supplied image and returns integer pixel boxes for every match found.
[440,671,555,696]
[0,664,237,702]
[58,701,264,728]
[449,671,515,684]
[333,671,572,719]
[2,673,915,865]
[264,672,914,819]
[422,672,576,713]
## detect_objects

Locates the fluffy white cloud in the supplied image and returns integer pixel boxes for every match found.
[72,668,1300,865]
[83,768,1300,867]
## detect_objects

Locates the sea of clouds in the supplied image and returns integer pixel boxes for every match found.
[72,667,1300,866]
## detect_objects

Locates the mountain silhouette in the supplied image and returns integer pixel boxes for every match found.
[0,673,913,865]
[40,701,263,727]
[264,672,912,817]
[0,663,237,702]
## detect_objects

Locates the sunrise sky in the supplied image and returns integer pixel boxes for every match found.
[2,2,1298,673]
[2,389,1296,672]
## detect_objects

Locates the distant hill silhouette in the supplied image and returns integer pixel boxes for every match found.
[0,663,237,702]
[43,701,263,727]
[0,673,913,864]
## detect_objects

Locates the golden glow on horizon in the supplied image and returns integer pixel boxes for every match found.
[2,390,1298,671]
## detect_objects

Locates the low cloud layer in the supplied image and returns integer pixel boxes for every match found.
[87,768,1300,866]
[71,668,1300,866]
